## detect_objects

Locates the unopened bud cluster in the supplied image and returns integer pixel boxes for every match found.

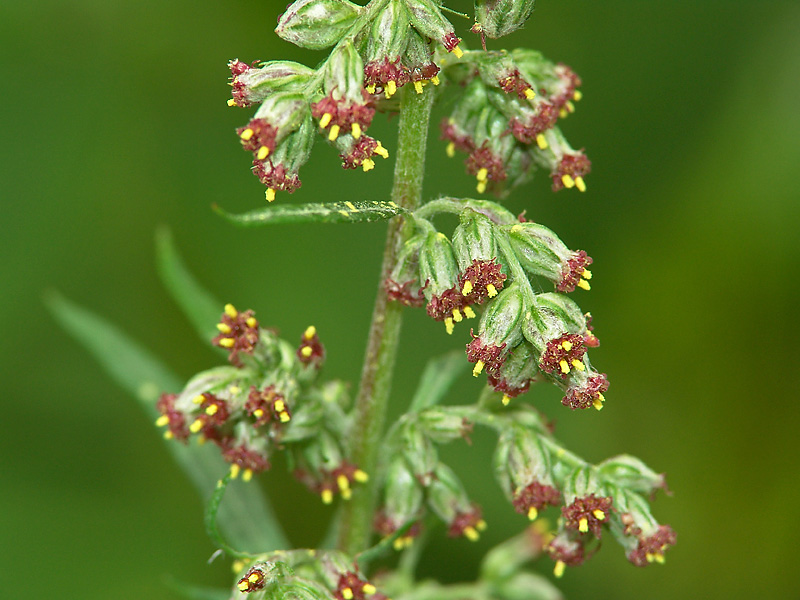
[387,199,605,409]
[156,304,367,503]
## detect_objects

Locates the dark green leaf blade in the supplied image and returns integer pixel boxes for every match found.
[409,350,470,412]
[163,577,230,600]
[214,201,407,226]
[155,226,224,344]
[45,292,290,552]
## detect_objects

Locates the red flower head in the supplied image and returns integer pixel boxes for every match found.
[212,303,259,366]
[155,393,189,442]
[562,493,614,537]
[447,505,487,541]
[297,325,325,368]
[551,152,591,192]
[562,372,609,410]
[245,385,291,427]
[539,333,588,378]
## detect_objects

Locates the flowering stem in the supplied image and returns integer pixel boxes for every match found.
[337,84,435,555]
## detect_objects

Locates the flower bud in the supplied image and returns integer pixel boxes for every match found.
[417,408,473,443]
[375,457,424,547]
[228,60,315,108]
[364,0,412,96]
[533,128,591,193]
[606,486,676,566]
[475,0,536,39]
[561,467,613,537]
[400,422,438,485]
[212,303,261,366]
[452,210,499,271]
[486,341,538,401]
[419,231,470,334]
[405,0,463,57]
[402,31,441,94]
[427,463,485,540]
[466,283,526,379]
[276,0,363,50]
[385,233,427,307]
[253,112,315,201]
[597,455,668,497]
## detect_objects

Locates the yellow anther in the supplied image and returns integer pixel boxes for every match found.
[431,75,440,85]
[472,360,485,377]
[363,583,377,595]
[463,305,476,319]
[163,431,174,440]
[304,325,316,340]
[321,489,333,504]
[593,509,606,521]
[229,386,240,395]
[239,128,254,141]
[193,394,206,404]
[486,284,498,297]
[362,158,375,172]
[653,553,665,564]
[256,146,269,160]
[477,519,487,531]
[155,415,169,427]
[575,176,586,192]
[554,560,566,578]
[536,133,548,149]
[527,506,538,520]
[232,559,245,573]
[374,143,389,158]
[351,122,362,139]
[446,141,455,157]
[253,408,264,419]
[559,108,568,119]
[279,411,291,423]
[319,113,332,128]
[197,435,206,445]
[341,487,352,500]
[393,537,404,551]
[574,90,583,101]
[337,474,350,492]
[562,174,575,188]
[301,346,313,358]
[452,45,463,59]
[566,100,575,113]
[266,188,276,202]
[561,340,573,351]
[414,81,423,94]
[462,280,474,296]
[385,80,397,98]
[248,574,260,584]
[354,469,369,482]
[445,317,454,335]
[246,316,257,328]
[593,394,605,411]
[225,304,238,318]
[559,359,570,374]
[476,180,487,194]
[578,517,589,533]
[452,308,463,323]
[502,394,511,406]
[582,268,592,280]
[571,359,586,371]
[218,337,235,348]
[476,167,489,182]
[189,418,204,433]
[243,468,253,482]
[577,279,591,291]
[229,464,241,479]
[366,84,376,94]
[524,88,536,100]
[227,98,237,107]
[238,581,249,592]
[328,124,340,141]
[274,399,286,412]
[464,526,479,541]
[342,588,354,600]
[646,553,655,563]
[205,404,218,416]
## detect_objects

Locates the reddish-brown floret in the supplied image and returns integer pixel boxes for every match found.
[340,136,380,170]
[333,572,380,600]
[510,102,558,145]
[547,531,587,567]
[364,57,409,90]
[440,119,476,154]
[237,566,267,593]
[550,63,582,111]
[512,481,562,516]
[539,334,587,378]
[562,494,614,537]
[459,258,507,305]
[557,250,593,293]
[426,286,466,321]
[442,32,461,53]
[245,385,291,427]
[466,143,507,183]
[384,278,426,307]
[551,153,591,192]
[627,525,677,567]
[466,334,507,377]
[236,118,277,156]
[221,443,270,475]
[311,92,375,132]
[447,505,485,539]
[252,160,302,194]
[498,69,535,100]
[156,393,189,441]
[297,326,325,367]
[563,373,609,410]
[487,373,531,398]
[212,305,260,367]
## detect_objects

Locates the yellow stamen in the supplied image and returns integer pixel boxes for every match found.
[511,224,522,233]
[582,268,592,280]
[452,308,463,323]
[473,360,485,377]
[363,583,377,595]
[304,325,316,340]
[279,411,291,423]
[476,180,487,194]
[163,431,173,440]
[593,509,606,521]
[266,188,276,202]
[354,469,369,483]
[366,84,376,94]
[561,340,573,351]
[431,75,440,85]
[237,581,249,592]
[337,474,350,492]
[301,346,313,358]
[218,337,235,348]
[463,305,476,319]
[446,141,455,157]
[593,394,605,411]
[229,386,240,395]
[462,279,474,296]
[477,519,487,531]
[575,176,586,192]
[414,81,423,94]
[577,279,591,291]
[536,133,548,149]
[385,80,397,98]
[445,317,454,335]
[341,487,352,500]
[561,174,575,189]
[227,98,237,107]
[232,559,245,573]
[502,394,511,406]
[524,88,536,100]
[653,553,666,564]
[527,506,538,520]
[374,142,389,159]
[328,124,340,141]
[321,489,333,504]
[578,517,589,533]
[351,122,362,139]
[319,113,332,128]
[571,359,585,371]
[225,303,238,318]
[393,537,404,551]
[464,526,479,541]
[274,399,285,412]
[229,464,241,479]
[554,560,566,578]
[256,146,269,160]
[246,316,257,328]
[192,394,205,404]
[242,468,253,482]
[155,415,169,427]
[342,588,354,600]
[253,408,264,419]
[362,158,375,172]
[559,359,570,374]
[189,418,204,433]
[486,284,498,297]
[574,90,583,101]
[566,100,575,113]
[239,128,254,141]
[248,574,260,583]
[205,404,218,416]
[476,167,488,182]
[452,45,463,59]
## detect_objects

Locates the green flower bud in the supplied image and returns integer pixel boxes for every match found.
[486,341,538,401]
[364,0,412,96]
[275,0,363,50]
[427,463,485,540]
[606,486,677,567]
[417,407,473,443]
[419,232,459,299]
[400,421,439,484]
[466,283,527,379]
[376,456,424,543]
[475,0,536,39]
[404,0,463,57]
[228,60,316,108]
[452,210,499,271]
[252,112,315,201]
[385,232,428,307]
[597,455,668,497]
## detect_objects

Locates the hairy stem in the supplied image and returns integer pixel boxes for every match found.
[337,84,435,555]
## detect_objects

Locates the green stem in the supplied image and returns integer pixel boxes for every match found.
[337,84,435,555]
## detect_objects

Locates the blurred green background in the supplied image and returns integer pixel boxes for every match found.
[3,0,799,598]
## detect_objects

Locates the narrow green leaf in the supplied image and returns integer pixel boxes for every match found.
[214,201,407,226]
[155,226,224,344]
[45,293,290,552]
[409,351,469,412]
[163,577,230,600]
[205,474,256,559]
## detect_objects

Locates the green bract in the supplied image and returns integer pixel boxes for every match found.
[276,0,363,50]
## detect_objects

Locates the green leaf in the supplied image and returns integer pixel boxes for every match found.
[205,473,255,559]
[409,350,469,412]
[45,293,290,553]
[163,577,230,600]
[155,226,224,344]
[214,201,407,226]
